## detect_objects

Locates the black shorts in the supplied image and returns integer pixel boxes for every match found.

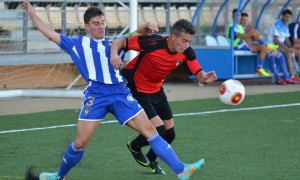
[131,87,173,120]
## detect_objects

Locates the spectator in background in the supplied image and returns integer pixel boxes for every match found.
[288,20,300,73]
[267,9,299,82]
[241,12,250,33]
[226,8,270,76]
[238,10,297,84]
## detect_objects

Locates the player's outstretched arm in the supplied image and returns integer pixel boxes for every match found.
[131,21,159,37]
[110,38,127,70]
[22,0,60,44]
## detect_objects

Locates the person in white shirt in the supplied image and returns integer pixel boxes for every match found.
[268,9,299,81]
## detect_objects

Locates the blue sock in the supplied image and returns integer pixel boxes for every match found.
[277,52,290,80]
[257,58,264,69]
[268,55,280,80]
[148,133,184,174]
[57,143,84,179]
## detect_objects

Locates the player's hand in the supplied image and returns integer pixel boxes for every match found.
[198,71,218,84]
[146,21,159,34]
[22,0,34,14]
[110,54,123,70]
[204,71,218,83]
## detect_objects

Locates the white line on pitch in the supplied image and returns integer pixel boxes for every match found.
[1,103,300,134]
[174,103,300,116]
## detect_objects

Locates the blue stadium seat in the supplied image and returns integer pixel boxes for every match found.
[216,35,229,46]
[205,35,218,46]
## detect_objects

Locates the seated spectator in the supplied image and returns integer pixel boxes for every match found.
[241,12,250,33]
[226,8,270,76]
[267,9,299,82]
[288,20,300,72]
[239,10,297,84]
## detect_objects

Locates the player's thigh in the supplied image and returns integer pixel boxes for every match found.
[251,44,266,53]
[252,30,261,41]
[133,91,159,120]
[112,93,144,125]
[151,89,173,121]
[235,43,250,51]
[127,111,157,139]
[279,47,290,55]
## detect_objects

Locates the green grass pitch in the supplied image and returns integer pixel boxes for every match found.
[0,91,300,179]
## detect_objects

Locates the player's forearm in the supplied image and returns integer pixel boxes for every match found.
[110,38,126,69]
[111,38,126,57]
[195,70,206,84]
[274,38,285,48]
[236,33,251,39]
[29,12,60,43]
[285,38,292,48]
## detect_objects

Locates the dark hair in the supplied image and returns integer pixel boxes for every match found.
[171,19,195,36]
[241,12,248,17]
[282,9,292,16]
[83,7,104,24]
[232,8,237,15]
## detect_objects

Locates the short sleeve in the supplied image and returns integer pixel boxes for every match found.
[184,47,202,74]
[57,34,77,53]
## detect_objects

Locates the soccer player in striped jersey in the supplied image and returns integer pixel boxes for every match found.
[111,19,217,175]
[22,1,204,180]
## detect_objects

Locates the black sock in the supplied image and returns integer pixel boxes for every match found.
[131,134,148,152]
[131,125,167,152]
[164,127,176,144]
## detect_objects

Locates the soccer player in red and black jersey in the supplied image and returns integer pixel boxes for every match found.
[111,19,218,175]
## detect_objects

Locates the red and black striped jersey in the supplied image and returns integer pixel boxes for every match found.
[124,34,202,93]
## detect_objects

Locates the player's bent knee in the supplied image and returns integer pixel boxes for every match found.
[156,125,167,137]
[74,138,89,149]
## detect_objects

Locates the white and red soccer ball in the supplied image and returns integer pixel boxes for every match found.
[218,79,245,106]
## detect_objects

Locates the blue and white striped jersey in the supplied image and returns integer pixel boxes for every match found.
[58,35,126,84]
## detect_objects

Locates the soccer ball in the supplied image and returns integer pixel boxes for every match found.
[218,79,245,106]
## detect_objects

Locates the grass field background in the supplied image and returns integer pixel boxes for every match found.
[0,91,300,179]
